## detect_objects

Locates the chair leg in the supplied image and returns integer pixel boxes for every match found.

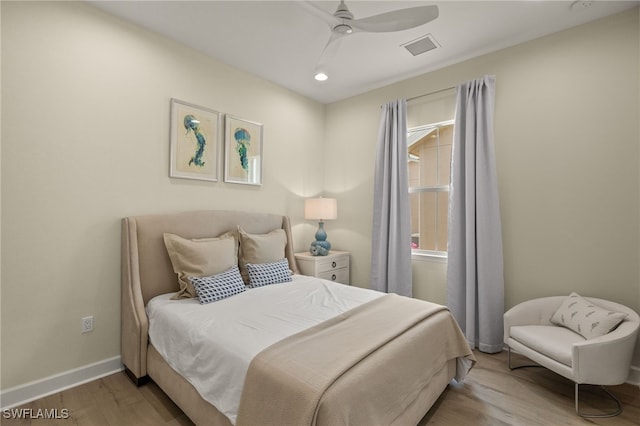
[506,347,622,417]
[575,383,623,418]
[508,346,513,369]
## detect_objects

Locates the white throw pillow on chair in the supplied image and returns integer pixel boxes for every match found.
[550,292,627,339]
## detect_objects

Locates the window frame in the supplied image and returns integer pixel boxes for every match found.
[408,119,454,259]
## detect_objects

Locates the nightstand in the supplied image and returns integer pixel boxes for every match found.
[294,250,350,285]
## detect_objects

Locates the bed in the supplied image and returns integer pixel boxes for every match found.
[121,210,475,426]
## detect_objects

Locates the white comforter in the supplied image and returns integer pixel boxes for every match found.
[146,275,383,424]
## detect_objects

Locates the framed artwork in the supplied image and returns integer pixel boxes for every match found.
[224,115,263,185]
[169,98,220,181]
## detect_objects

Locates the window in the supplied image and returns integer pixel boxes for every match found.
[408,120,454,256]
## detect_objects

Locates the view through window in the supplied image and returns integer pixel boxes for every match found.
[408,120,454,255]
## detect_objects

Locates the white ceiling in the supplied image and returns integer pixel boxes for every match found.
[90,1,639,104]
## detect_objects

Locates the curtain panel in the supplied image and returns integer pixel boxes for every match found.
[371,100,412,297]
[447,75,504,353]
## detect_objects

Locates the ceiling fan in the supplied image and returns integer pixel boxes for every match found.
[301,1,439,80]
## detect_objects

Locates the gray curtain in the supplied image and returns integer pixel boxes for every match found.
[447,75,504,353]
[371,99,412,296]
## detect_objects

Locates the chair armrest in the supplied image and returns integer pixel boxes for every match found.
[504,297,564,343]
[573,320,639,385]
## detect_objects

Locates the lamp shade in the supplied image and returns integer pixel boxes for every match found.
[304,198,337,221]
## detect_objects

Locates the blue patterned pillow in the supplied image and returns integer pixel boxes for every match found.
[246,259,292,288]
[189,266,246,304]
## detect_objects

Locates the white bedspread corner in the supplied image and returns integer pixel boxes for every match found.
[146,275,382,424]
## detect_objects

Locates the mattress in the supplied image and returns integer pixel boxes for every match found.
[146,275,383,424]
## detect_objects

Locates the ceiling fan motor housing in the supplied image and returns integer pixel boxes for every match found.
[334,1,354,20]
[334,23,353,34]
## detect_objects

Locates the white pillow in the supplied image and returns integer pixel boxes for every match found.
[550,292,627,339]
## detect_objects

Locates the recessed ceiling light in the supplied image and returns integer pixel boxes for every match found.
[314,72,328,81]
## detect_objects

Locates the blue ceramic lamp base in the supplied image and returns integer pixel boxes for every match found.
[309,221,331,256]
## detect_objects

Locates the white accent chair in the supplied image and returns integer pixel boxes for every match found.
[503,296,639,417]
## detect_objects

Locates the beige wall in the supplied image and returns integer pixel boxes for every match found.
[0,1,325,389]
[325,9,639,364]
[1,2,639,391]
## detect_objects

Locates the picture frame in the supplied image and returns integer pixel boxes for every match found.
[224,115,263,185]
[169,98,220,181]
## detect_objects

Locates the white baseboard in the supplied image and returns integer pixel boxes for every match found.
[0,356,123,410]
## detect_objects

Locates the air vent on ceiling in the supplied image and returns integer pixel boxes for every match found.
[402,34,439,56]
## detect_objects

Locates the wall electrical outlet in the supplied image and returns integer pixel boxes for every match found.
[81,316,94,333]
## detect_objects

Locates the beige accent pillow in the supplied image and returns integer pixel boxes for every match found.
[238,227,287,283]
[550,292,627,339]
[164,232,238,299]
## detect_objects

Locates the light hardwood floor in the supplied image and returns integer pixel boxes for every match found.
[2,351,639,425]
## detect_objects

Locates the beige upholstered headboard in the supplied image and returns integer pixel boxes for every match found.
[121,210,299,382]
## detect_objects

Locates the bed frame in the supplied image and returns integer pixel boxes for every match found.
[121,210,457,425]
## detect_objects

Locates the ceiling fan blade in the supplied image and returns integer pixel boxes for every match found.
[315,31,346,71]
[351,5,439,33]
[297,1,340,28]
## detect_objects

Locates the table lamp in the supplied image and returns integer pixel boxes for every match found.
[304,197,337,256]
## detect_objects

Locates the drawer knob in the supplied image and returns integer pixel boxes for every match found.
[332,261,337,268]
[331,274,337,281]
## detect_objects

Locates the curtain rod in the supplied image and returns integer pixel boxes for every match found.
[407,86,456,102]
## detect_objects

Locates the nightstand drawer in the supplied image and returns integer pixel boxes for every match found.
[316,256,349,274]
[294,250,350,285]
[318,268,349,284]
